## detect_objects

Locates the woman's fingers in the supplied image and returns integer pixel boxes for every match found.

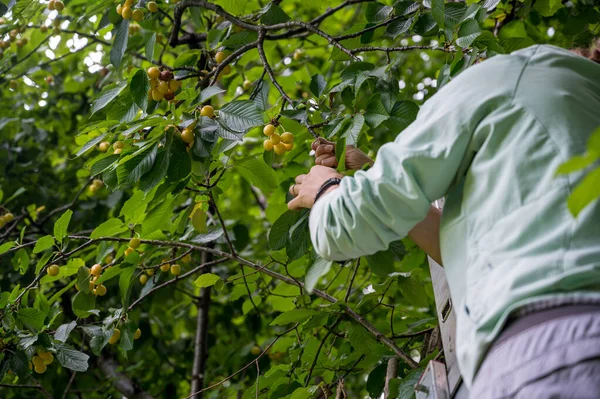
[311,137,333,151]
[319,156,338,168]
[295,174,306,184]
[315,144,334,158]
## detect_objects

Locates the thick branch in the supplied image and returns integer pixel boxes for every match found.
[64,235,418,368]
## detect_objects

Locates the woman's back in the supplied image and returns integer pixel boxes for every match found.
[438,44,600,385]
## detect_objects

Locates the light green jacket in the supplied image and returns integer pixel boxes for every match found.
[309,45,600,386]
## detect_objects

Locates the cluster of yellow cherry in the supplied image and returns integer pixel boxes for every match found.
[88,263,108,296]
[97,140,124,155]
[88,178,104,194]
[147,67,181,102]
[116,0,157,21]
[108,327,142,345]
[263,124,294,155]
[0,212,14,228]
[46,0,65,11]
[139,253,188,284]
[30,350,54,374]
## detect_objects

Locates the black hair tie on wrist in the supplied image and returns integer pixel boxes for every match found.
[314,178,342,203]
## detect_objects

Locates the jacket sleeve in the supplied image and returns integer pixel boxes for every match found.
[309,82,479,261]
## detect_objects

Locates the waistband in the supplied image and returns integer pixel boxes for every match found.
[494,304,600,347]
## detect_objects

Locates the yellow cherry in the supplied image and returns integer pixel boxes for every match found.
[129,237,141,249]
[121,6,132,20]
[90,263,102,276]
[147,2,158,12]
[263,139,274,151]
[170,264,181,276]
[281,132,294,144]
[263,124,276,136]
[134,328,142,339]
[181,128,194,144]
[108,328,121,344]
[147,67,160,80]
[139,274,148,284]
[215,51,226,63]
[47,264,59,277]
[200,105,214,117]
[132,9,144,22]
[95,284,107,296]
[274,143,286,155]
[270,133,281,145]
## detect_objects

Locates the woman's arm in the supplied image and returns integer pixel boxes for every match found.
[408,206,442,266]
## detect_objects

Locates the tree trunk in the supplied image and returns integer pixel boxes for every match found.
[190,251,212,399]
[384,357,398,399]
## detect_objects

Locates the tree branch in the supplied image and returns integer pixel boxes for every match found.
[97,356,154,399]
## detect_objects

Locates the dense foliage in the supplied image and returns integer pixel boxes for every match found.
[0,0,598,398]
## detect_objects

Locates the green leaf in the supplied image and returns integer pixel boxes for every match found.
[120,190,148,225]
[120,321,138,352]
[96,265,125,285]
[110,19,129,68]
[17,308,45,332]
[166,139,191,182]
[72,292,96,318]
[107,92,139,123]
[366,362,387,398]
[190,202,208,233]
[270,309,322,326]
[348,324,378,355]
[385,18,412,38]
[130,69,150,110]
[33,235,54,254]
[344,114,364,146]
[556,154,598,175]
[304,257,333,294]
[119,266,136,308]
[140,135,172,192]
[235,157,278,192]
[397,367,426,398]
[365,98,390,128]
[54,321,77,343]
[91,82,127,115]
[91,218,128,238]
[75,132,109,157]
[91,155,120,176]
[261,3,290,25]
[198,86,226,103]
[533,0,563,17]
[456,19,481,48]
[13,248,29,275]
[385,101,419,133]
[173,50,200,68]
[0,242,15,255]
[143,198,174,234]
[366,249,396,277]
[568,167,600,217]
[366,3,393,23]
[309,74,327,97]
[223,30,258,49]
[286,212,310,260]
[56,345,89,372]
[194,273,221,288]
[145,32,156,61]
[53,209,73,243]
[268,210,302,250]
[431,0,445,30]
[218,100,264,133]
[117,144,158,184]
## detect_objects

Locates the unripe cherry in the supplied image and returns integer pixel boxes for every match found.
[200,105,214,117]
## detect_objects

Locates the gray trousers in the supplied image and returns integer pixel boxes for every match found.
[470,311,600,398]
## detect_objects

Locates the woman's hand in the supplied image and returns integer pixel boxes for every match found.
[288,165,343,210]
[312,138,374,170]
